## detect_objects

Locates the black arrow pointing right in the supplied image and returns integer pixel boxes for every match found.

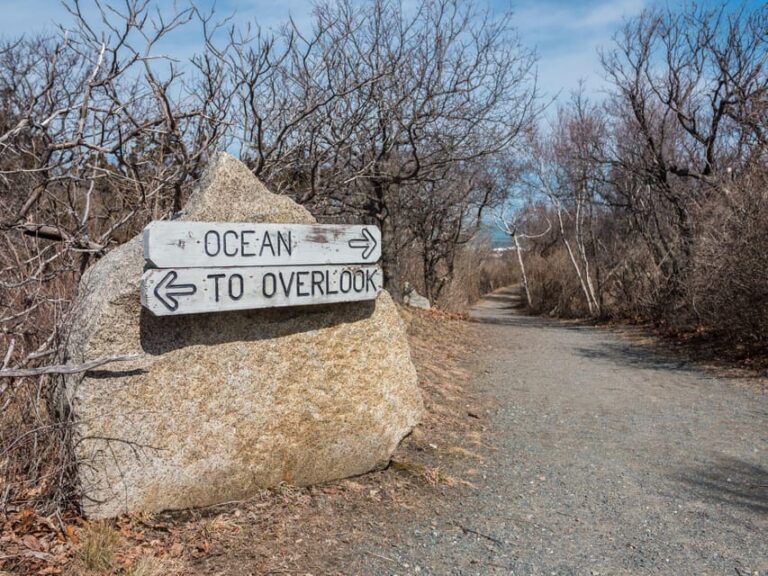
[348,227,378,260]
[154,270,197,311]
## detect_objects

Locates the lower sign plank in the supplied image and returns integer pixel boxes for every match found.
[140,264,382,316]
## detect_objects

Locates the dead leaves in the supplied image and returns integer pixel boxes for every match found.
[0,507,79,575]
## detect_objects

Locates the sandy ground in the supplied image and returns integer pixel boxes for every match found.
[351,287,767,575]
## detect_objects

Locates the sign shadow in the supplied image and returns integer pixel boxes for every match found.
[139,300,377,355]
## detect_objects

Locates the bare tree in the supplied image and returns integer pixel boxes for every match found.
[283,0,538,290]
[599,2,767,294]
[507,1,767,348]
[495,204,551,307]
[524,122,603,316]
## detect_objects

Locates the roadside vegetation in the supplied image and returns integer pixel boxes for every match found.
[501,3,768,367]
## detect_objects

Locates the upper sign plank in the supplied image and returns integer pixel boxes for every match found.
[143,222,381,268]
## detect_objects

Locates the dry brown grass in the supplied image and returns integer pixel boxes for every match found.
[397,241,520,313]
[437,247,520,312]
[73,522,120,573]
[65,519,184,576]
[122,555,181,576]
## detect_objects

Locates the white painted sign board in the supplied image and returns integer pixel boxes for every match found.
[143,222,381,268]
[141,264,382,316]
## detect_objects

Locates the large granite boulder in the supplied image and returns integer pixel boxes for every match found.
[63,153,423,519]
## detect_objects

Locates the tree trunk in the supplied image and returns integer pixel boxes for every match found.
[513,233,533,307]
[379,202,398,295]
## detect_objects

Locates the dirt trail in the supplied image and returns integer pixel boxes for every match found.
[354,286,767,575]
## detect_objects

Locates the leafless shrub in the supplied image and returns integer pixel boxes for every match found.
[437,241,520,312]
[0,0,228,511]
[396,236,520,312]
[521,249,588,318]
[690,169,768,345]
[505,2,768,353]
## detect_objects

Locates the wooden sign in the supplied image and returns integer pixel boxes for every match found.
[141,264,382,316]
[143,222,381,268]
[140,221,383,316]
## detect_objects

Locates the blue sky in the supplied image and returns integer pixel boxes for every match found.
[0,0,760,103]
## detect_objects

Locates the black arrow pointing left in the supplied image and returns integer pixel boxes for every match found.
[154,270,197,311]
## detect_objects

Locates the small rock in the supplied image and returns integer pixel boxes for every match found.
[402,282,431,309]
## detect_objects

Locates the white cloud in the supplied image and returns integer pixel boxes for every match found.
[572,0,645,29]
[513,0,644,32]
[511,0,647,103]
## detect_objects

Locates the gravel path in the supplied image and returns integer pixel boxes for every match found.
[358,287,767,576]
